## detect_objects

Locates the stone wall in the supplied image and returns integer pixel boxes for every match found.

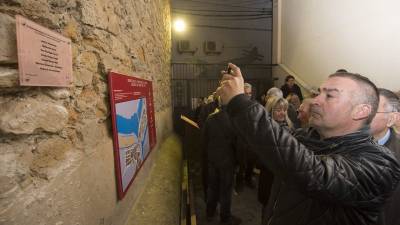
[0,1,173,225]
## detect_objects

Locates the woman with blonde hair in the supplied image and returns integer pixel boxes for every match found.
[258,96,294,220]
[265,96,293,129]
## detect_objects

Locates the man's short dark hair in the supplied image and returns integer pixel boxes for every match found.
[378,88,400,113]
[285,75,295,82]
[329,72,379,124]
[336,69,348,73]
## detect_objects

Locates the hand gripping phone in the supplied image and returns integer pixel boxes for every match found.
[226,64,232,74]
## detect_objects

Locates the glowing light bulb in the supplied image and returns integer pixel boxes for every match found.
[174,19,186,32]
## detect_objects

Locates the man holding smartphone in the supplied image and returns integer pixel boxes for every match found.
[216,63,400,225]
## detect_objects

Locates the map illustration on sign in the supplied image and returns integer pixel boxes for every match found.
[108,71,156,199]
[115,98,150,191]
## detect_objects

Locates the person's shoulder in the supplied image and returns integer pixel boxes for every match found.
[359,141,398,164]
[384,128,400,158]
[226,94,258,116]
[294,127,311,137]
[354,143,400,198]
[392,129,400,140]
[294,127,319,141]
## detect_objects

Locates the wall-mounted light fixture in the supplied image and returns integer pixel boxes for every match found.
[174,18,186,33]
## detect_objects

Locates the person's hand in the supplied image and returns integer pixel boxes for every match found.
[216,63,244,105]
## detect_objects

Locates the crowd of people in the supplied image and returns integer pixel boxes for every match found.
[193,63,400,225]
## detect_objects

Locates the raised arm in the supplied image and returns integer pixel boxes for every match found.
[216,63,399,206]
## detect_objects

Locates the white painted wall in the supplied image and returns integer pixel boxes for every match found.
[278,0,400,91]
[171,1,272,64]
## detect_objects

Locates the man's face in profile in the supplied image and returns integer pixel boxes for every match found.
[370,95,392,138]
[309,77,357,134]
[289,94,301,109]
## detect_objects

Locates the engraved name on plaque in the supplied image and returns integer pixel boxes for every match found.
[16,15,73,87]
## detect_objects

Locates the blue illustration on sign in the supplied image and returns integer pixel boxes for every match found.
[115,98,150,191]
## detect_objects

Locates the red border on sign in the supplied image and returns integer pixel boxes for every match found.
[108,71,156,200]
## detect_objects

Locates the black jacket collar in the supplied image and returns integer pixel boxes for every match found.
[296,126,373,154]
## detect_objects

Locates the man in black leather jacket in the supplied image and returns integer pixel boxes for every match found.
[216,63,400,225]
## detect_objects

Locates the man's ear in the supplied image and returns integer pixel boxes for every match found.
[352,104,372,121]
[394,112,400,125]
[387,113,397,127]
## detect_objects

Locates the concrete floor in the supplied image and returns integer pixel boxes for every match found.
[124,135,182,225]
[186,138,262,225]
[191,163,262,225]
[194,178,262,225]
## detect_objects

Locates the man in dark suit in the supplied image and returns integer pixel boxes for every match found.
[202,101,242,225]
[370,88,400,225]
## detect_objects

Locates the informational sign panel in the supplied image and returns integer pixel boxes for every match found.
[16,15,72,86]
[108,71,156,199]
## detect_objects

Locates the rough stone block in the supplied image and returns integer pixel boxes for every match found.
[80,1,110,32]
[0,13,17,64]
[62,20,80,41]
[0,97,69,134]
[0,140,33,206]
[99,52,116,71]
[76,119,105,153]
[44,88,71,100]
[49,0,76,10]
[30,136,73,180]
[77,51,99,72]
[0,67,19,87]
[110,36,127,60]
[74,68,94,87]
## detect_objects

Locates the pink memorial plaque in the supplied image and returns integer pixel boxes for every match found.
[16,15,72,87]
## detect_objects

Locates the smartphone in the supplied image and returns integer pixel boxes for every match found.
[226,65,232,74]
